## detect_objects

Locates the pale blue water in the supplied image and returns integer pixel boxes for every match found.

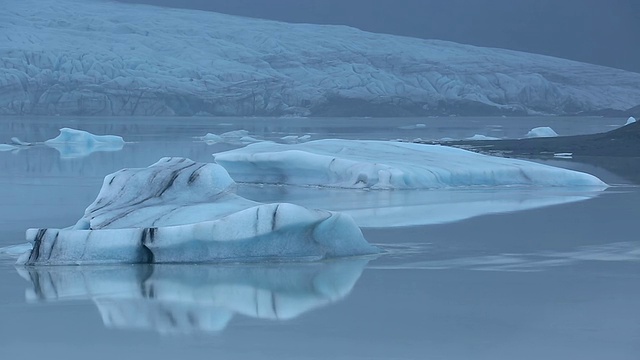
[0,116,638,359]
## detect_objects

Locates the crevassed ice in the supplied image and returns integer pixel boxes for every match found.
[2,0,640,116]
[18,157,378,265]
[213,139,607,189]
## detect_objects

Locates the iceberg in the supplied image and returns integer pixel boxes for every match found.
[18,157,377,265]
[199,130,264,145]
[17,259,368,334]
[2,0,640,117]
[467,134,501,141]
[525,126,559,138]
[626,116,637,125]
[0,144,19,152]
[213,139,607,189]
[44,128,125,158]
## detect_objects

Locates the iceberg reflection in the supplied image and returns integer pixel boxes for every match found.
[17,259,369,334]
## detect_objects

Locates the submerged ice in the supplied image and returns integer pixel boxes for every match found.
[18,157,377,265]
[213,139,607,189]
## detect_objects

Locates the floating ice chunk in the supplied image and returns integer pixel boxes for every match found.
[220,130,250,139]
[525,126,559,138]
[281,135,300,144]
[10,137,31,146]
[202,133,223,143]
[17,259,368,334]
[0,144,18,152]
[399,124,426,130]
[280,135,312,144]
[213,139,606,189]
[18,157,377,265]
[626,116,637,125]
[554,152,573,159]
[467,134,500,141]
[199,130,263,145]
[44,128,125,158]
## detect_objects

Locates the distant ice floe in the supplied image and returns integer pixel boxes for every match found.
[626,116,637,125]
[525,126,559,138]
[466,134,501,141]
[213,139,606,189]
[17,157,377,265]
[44,128,125,158]
[0,144,19,152]
[554,152,573,159]
[398,124,427,130]
[199,130,264,145]
[16,259,368,334]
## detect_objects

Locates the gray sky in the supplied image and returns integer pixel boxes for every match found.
[116,0,640,73]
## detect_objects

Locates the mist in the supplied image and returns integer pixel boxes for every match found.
[115,0,640,73]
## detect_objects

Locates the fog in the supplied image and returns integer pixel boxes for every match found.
[115,0,640,73]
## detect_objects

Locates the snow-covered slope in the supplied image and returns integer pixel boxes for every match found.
[2,0,640,117]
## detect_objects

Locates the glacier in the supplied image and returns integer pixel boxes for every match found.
[17,259,368,334]
[2,0,640,117]
[18,157,377,265]
[213,139,607,189]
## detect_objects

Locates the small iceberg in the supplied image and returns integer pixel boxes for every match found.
[200,130,264,145]
[45,128,125,158]
[0,144,19,152]
[17,157,377,265]
[626,116,637,125]
[525,126,559,138]
[17,259,368,334]
[213,139,606,189]
[466,134,500,141]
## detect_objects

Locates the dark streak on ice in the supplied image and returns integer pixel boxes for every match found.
[272,204,279,231]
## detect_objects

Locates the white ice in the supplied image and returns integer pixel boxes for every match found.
[626,116,637,125]
[466,134,501,141]
[525,126,559,138]
[213,139,607,189]
[199,130,264,145]
[45,128,125,158]
[2,0,640,116]
[17,259,368,334]
[18,157,377,265]
[0,144,18,152]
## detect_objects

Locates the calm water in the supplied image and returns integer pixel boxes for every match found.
[0,116,638,359]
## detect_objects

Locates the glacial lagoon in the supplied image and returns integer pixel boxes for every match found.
[1,116,638,359]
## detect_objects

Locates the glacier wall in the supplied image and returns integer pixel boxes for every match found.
[2,0,640,117]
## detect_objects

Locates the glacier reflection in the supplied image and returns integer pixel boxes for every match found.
[17,259,368,334]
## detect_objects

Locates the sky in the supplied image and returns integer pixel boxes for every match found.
[116,0,640,73]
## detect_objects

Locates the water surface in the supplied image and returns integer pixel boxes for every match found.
[0,116,638,359]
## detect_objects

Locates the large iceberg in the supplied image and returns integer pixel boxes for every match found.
[2,0,640,117]
[18,157,377,265]
[213,140,607,189]
[17,259,368,334]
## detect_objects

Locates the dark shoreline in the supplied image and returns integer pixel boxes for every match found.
[416,121,640,184]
